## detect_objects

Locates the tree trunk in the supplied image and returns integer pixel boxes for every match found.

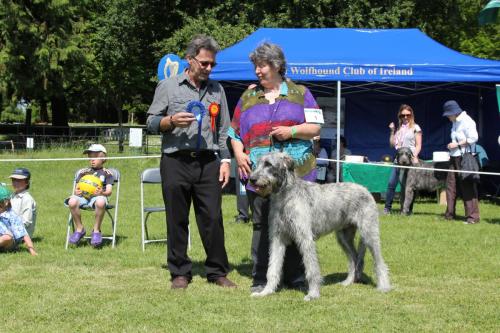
[50,95,69,127]
[115,98,124,153]
[25,107,32,135]
[40,100,49,123]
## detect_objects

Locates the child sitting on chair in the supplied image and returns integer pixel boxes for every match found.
[9,168,37,238]
[0,184,37,255]
[65,144,114,248]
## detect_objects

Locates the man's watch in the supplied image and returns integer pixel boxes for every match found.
[220,159,231,164]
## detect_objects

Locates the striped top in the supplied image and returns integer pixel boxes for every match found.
[229,80,319,180]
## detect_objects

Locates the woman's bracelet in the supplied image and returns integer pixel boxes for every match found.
[291,126,297,138]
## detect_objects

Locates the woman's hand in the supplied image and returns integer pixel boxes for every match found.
[447,142,459,150]
[270,126,293,141]
[389,122,395,131]
[235,151,252,178]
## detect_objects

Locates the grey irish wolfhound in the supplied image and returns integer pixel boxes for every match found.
[395,147,448,215]
[248,152,391,301]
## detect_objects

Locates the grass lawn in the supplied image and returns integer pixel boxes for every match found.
[1,148,499,332]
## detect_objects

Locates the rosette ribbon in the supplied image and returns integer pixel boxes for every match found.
[208,102,220,132]
[186,101,206,151]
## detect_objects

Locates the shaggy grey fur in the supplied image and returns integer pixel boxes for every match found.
[248,152,391,301]
[395,147,448,215]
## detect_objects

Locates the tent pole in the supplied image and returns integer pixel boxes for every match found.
[336,80,341,183]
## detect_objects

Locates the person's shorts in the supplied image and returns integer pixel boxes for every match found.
[64,195,108,209]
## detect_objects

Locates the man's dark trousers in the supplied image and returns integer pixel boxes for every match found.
[161,152,230,281]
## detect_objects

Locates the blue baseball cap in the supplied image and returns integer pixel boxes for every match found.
[9,167,31,180]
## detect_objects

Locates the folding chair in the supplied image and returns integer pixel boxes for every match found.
[65,168,121,249]
[140,167,190,251]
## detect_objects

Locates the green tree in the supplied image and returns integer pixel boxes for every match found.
[0,0,95,126]
[2,0,497,128]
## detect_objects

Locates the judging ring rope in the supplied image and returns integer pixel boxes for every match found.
[0,154,498,177]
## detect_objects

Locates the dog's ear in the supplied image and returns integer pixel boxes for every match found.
[282,154,295,172]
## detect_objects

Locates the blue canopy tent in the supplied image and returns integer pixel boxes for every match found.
[212,28,500,82]
[205,28,500,176]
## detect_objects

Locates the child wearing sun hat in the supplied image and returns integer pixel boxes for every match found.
[65,144,114,248]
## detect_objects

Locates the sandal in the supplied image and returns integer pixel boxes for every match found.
[69,228,86,244]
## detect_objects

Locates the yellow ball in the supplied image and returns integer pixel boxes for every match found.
[382,154,393,163]
[77,174,103,199]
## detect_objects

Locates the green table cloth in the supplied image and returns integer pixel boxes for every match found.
[342,162,400,193]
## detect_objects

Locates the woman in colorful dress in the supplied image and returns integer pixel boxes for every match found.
[229,42,321,292]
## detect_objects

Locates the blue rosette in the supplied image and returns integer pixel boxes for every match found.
[186,101,206,150]
[186,101,206,121]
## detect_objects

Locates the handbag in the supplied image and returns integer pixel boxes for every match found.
[459,145,480,182]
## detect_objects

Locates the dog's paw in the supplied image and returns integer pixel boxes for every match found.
[251,288,273,298]
[377,285,392,293]
[304,293,320,301]
[340,278,354,286]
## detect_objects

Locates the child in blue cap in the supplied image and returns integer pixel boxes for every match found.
[10,167,37,238]
[0,184,37,255]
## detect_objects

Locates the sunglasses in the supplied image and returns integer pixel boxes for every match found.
[193,57,217,68]
[399,113,412,118]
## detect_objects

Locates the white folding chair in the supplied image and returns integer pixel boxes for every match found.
[140,168,190,251]
[65,168,121,249]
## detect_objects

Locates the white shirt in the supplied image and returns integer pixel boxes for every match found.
[11,190,37,238]
[449,111,478,157]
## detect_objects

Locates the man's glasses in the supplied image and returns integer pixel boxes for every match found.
[193,57,217,68]
[399,113,412,118]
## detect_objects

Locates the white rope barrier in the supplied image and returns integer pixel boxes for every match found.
[0,155,161,163]
[317,157,500,177]
[0,154,498,177]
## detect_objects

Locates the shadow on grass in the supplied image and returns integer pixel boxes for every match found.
[232,257,253,279]
[484,218,500,225]
[323,272,375,287]
[396,211,469,222]
[32,236,44,243]
[160,260,226,280]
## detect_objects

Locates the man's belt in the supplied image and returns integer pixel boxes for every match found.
[167,150,215,158]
